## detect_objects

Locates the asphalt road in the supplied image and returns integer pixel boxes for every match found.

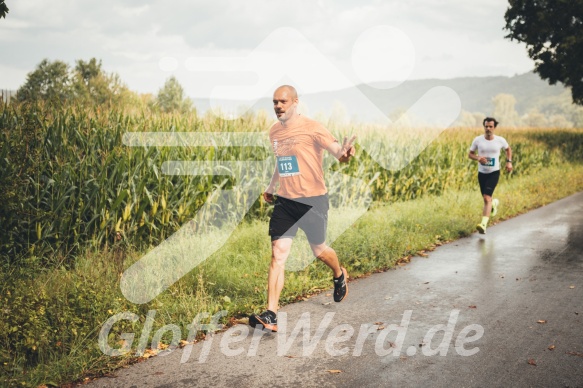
[87,192,583,388]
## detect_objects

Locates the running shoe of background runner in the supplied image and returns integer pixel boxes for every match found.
[492,198,499,217]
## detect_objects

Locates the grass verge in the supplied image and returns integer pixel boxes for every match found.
[2,163,583,387]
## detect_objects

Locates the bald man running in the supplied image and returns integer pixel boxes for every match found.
[249,85,356,332]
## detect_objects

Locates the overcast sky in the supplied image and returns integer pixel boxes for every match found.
[0,0,535,99]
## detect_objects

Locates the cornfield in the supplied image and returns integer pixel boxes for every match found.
[1,101,582,264]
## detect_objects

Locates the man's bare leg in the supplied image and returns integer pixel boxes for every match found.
[311,242,348,302]
[310,242,342,278]
[267,238,293,313]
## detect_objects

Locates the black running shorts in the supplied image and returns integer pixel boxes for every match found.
[269,194,329,245]
[478,170,500,196]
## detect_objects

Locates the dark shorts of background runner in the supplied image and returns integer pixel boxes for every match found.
[478,170,500,196]
[269,194,329,245]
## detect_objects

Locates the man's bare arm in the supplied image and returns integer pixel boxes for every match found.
[263,164,279,203]
[326,135,356,163]
[469,150,487,165]
[505,146,513,172]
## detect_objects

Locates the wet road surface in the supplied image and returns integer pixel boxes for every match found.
[87,192,583,388]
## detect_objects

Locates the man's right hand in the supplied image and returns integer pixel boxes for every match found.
[263,192,275,203]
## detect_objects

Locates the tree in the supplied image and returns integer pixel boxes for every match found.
[17,57,132,106]
[17,59,73,103]
[492,93,521,127]
[72,58,128,105]
[155,76,193,113]
[522,109,549,127]
[0,0,8,19]
[456,111,486,127]
[548,114,573,128]
[504,0,583,105]
[75,58,102,87]
[73,58,105,102]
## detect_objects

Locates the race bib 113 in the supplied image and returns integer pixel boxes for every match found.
[277,156,300,177]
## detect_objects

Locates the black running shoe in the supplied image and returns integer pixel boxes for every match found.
[249,310,278,332]
[333,267,348,302]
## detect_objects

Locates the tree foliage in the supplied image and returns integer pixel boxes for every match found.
[493,93,521,127]
[155,76,193,113]
[17,59,72,102]
[0,0,8,19]
[73,58,127,105]
[504,0,583,105]
[17,58,131,106]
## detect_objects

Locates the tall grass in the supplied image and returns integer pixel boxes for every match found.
[2,163,583,387]
[1,100,583,386]
[2,101,582,265]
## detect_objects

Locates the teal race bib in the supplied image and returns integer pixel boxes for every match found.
[484,157,495,167]
[277,156,300,177]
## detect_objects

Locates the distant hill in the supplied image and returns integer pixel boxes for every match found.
[361,72,566,116]
[192,72,572,124]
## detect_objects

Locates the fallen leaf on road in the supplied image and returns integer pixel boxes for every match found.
[468,305,477,309]
[327,370,342,374]
[566,351,583,358]
[157,343,169,350]
[142,349,157,359]
[322,302,331,306]
[374,322,383,325]
[569,285,575,289]
[537,320,547,324]
[527,359,537,366]
[179,340,192,347]
[548,345,555,351]
[377,326,385,330]
[285,355,298,358]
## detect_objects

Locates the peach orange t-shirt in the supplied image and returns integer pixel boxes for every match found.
[269,115,337,199]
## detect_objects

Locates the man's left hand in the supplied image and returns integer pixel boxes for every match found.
[338,146,355,163]
[339,135,356,163]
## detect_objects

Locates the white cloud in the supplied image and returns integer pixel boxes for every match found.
[0,0,535,97]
